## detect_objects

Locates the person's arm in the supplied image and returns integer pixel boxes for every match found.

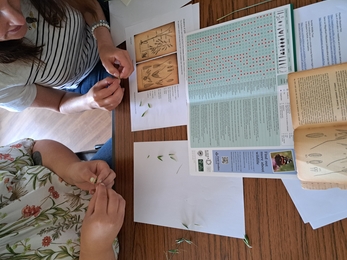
[80,183,125,260]
[82,1,134,79]
[31,76,123,113]
[32,139,116,192]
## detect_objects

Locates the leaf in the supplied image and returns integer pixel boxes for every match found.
[176,238,192,245]
[141,110,148,117]
[169,154,177,161]
[243,234,252,248]
[152,70,160,78]
[176,238,185,244]
[39,249,55,255]
[58,245,69,253]
[147,155,150,158]
[148,103,152,108]
[168,249,179,254]
[52,207,67,217]
[182,223,189,229]
[56,252,71,259]
[6,243,19,255]
[157,155,163,161]
[35,212,50,222]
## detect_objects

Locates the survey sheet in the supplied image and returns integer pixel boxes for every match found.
[185,4,297,178]
[126,4,199,131]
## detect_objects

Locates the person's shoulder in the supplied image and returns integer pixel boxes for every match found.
[0,62,31,88]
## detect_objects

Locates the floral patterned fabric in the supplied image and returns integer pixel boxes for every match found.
[0,138,119,259]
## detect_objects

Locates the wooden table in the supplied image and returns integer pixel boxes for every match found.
[113,0,347,259]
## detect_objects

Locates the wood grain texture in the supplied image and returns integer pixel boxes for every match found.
[114,0,347,259]
[0,107,111,152]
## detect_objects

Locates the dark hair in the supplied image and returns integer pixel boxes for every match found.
[0,0,96,64]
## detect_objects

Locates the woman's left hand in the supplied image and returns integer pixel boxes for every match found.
[80,183,125,260]
[99,45,134,79]
[66,160,116,193]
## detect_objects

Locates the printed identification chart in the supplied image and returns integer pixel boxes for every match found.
[185,5,297,178]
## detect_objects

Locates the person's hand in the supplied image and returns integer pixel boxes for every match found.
[80,184,125,258]
[86,77,124,111]
[98,45,134,79]
[66,160,116,193]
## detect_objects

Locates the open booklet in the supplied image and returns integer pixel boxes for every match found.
[185,4,298,178]
[288,62,347,189]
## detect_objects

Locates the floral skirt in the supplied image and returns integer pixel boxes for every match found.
[0,138,119,259]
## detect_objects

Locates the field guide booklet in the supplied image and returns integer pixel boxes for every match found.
[185,4,298,178]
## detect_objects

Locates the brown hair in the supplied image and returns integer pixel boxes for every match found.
[0,0,97,64]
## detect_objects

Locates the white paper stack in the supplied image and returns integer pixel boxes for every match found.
[134,141,246,239]
[282,178,347,229]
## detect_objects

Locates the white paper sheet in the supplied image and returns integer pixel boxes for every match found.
[282,178,347,229]
[109,0,192,46]
[134,141,245,238]
[294,0,347,71]
[125,4,199,131]
[309,210,347,229]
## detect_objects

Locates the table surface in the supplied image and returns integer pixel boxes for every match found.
[113,0,347,259]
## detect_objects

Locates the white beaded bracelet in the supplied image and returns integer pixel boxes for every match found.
[91,20,110,40]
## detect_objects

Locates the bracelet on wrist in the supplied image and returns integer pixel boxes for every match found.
[91,20,110,40]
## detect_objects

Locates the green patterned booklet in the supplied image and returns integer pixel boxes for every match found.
[185,4,297,178]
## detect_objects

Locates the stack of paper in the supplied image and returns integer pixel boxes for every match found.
[134,141,245,238]
[282,179,347,229]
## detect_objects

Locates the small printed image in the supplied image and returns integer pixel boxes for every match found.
[133,21,179,93]
[270,151,295,172]
[136,54,179,92]
[134,21,177,63]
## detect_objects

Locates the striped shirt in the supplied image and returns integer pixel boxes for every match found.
[0,0,99,112]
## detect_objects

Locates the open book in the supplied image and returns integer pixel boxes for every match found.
[288,63,347,189]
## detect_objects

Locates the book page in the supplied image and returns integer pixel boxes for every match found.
[288,63,347,129]
[300,181,347,190]
[294,125,347,185]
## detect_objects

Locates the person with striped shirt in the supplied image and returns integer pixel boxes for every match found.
[0,0,134,114]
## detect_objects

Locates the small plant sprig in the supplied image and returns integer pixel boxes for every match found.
[165,223,195,260]
[148,153,177,162]
[243,234,252,248]
[148,153,182,174]
[140,101,153,117]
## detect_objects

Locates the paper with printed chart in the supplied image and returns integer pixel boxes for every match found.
[185,5,298,179]
[125,4,199,131]
[134,140,245,238]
